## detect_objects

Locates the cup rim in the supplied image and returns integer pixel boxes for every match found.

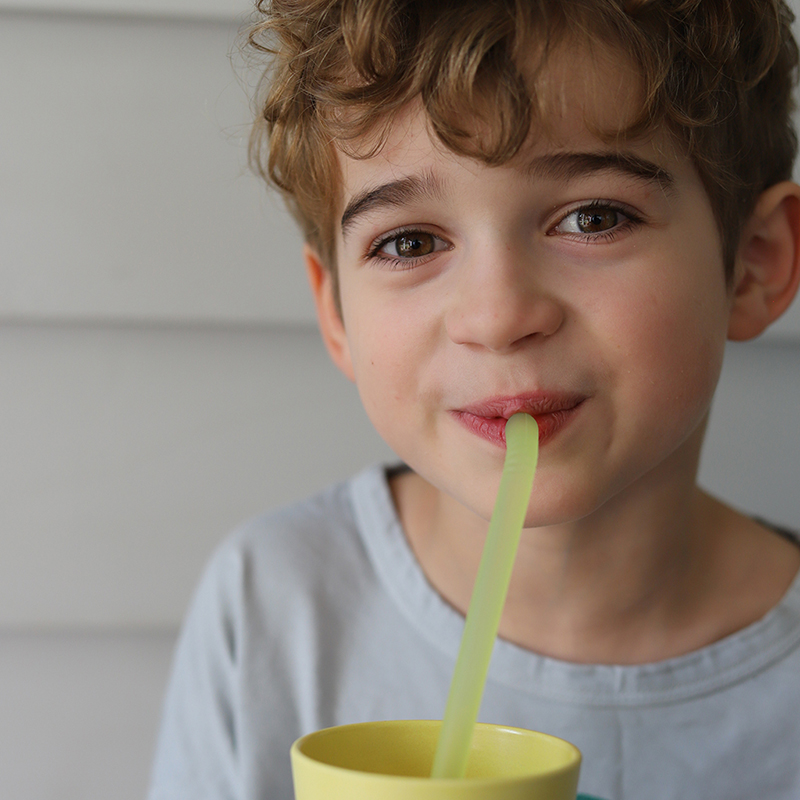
[291,719,582,786]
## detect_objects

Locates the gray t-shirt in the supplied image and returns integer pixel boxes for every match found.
[148,464,800,800]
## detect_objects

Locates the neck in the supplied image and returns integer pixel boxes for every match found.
[392,448,799,665]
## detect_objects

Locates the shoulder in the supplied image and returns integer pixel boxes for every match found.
[228,472,359,563]
[148,465,403,800]
[193,464,395,619]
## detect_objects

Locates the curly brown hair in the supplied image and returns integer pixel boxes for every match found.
[247,0,798,285]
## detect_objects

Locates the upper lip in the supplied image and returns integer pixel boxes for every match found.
[456,392,586,418]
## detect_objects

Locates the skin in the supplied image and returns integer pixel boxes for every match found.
[305,48,800,664]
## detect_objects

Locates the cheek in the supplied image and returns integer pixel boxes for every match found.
[344,308,418,423]
[611,274,728,426]
[347,293,448,456]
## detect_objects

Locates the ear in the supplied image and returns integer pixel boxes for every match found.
[728,181,800,341]
[303,244,355,381]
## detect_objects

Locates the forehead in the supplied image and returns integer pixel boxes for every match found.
[527,38,647,144]
[336,42,668,184]
[335,41,668,214]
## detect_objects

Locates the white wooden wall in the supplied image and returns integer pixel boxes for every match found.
[1,3,798,799]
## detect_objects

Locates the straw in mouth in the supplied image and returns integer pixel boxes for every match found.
[431,412,539,779]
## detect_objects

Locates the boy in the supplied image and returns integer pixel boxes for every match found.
[148,1,800,798]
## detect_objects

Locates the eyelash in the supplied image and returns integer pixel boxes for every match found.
[549,200,644,242]
[366,200,644,268]
[367,227,448,270]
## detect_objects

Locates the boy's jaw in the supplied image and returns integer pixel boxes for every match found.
[450,392,587,449]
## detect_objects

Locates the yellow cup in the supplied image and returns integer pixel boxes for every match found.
[291,719,581,799]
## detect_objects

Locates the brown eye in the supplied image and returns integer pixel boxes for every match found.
[393,232,436,257]
[550,203,640,240]
[372,229,450,264]
[576,208,619,233]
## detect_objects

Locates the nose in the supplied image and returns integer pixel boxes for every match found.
[445,248,564,351]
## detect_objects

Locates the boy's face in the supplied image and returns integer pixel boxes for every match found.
[315,48,734,527]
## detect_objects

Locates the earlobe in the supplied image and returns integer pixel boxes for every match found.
[304,244,355,381]
[728,181,800,341]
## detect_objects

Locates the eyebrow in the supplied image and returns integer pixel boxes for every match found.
[339,150,675,238]
[340,170,444,239]
[523,151,675,191]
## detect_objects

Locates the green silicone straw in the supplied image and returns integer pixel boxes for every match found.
[430,412,539,779]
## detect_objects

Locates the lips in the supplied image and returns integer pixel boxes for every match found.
[451,393,586,447]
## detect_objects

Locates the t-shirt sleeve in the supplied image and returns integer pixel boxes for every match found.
[147,543,243,800]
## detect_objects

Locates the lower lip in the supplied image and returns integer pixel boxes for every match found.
[451,403,583,448]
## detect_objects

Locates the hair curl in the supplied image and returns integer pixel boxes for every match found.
[247,0,799,284]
